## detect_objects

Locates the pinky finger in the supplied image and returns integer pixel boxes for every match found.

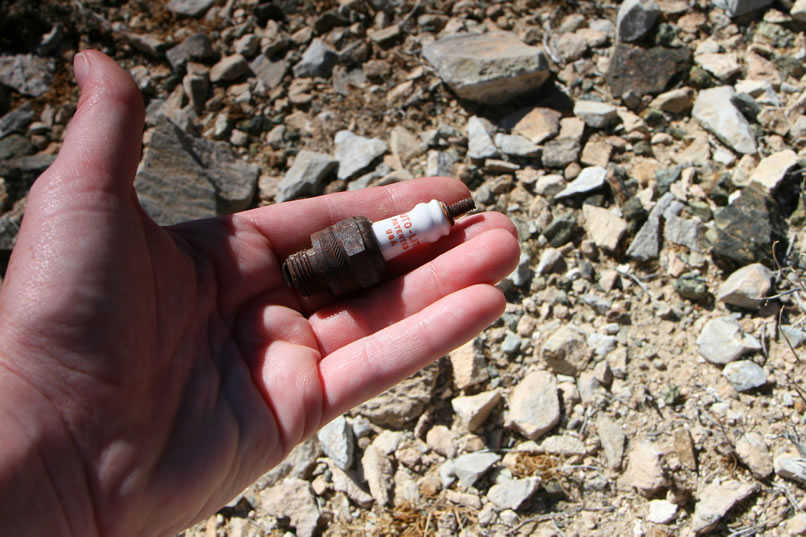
[317,284,505,424]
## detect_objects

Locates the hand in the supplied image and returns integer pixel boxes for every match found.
[0,51,519,537]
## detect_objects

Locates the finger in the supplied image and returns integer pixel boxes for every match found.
[310,227,520,354]
[236,176,472,258]
[317,284,505,424]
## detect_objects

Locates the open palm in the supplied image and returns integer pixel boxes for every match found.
[0,51,519,537]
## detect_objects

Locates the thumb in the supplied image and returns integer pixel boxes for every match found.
[34,50,145,202]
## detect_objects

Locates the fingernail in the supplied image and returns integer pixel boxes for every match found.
[74,52,90,88]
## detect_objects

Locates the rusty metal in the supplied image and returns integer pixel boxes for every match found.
[282,197,475,297]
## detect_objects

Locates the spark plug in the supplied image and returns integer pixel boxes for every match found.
[282,198,476,297]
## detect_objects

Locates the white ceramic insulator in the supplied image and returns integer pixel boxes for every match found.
[371,200,452,261]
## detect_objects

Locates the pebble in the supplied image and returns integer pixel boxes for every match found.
[210,54,249,83]
[261,479,321,537]
[650,87,695,114]
[542,325,589,376]
[334,130,388,181]
[623,441,669,497]
[331,466,373,507]
[316,415,354,471]
[506,371,561,440]
[510,107,561,144]
[0,103,33,139]
[276,150,337,202]
[775,454,806,485]
[663,214,704,252]
[722,360,766,391]
[450,340,488,390]
[735,432,773,479]
[362,444,393,505]
[293,38,338,78]
[422,32,550,104]
[426,425,457,459]
[441,451,500,489]
[0,54,55,97]
[716,263,772,310]
[750,149,798,193]
[714,0,774,17]
[696,317,762,365]
[606,44,690,98]
[555,166,607,200]
[466,116,498,160]
[535,174,566,198]
[694,52,741,80]
[647,499,678,524]
[794,0,806,21]
[426,151,456,177]
[690,480,757,535]
[501,333,523,356]
[167,0,215,17]
[692,86,757,155]
[451,390,502,432]
[487,478,540,510]
[538,434,586,456]
[616,0,661,42]
[250,55,287,89]
[536,248,565,275]
[582,204,627,253]
[542,138,581,168]
[495,133,539,157]
[166,33,215,71]
[574,101,619,129]
[355,363,438,428]
[626,192,676,261]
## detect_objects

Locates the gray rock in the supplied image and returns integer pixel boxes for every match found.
[362,444,393,506]
[451,390,501,432]
[693,86,757,154]
[712,0,774,17]
[426,150,456,177]
[504,253,533,288]
[535,174,566,198]
[330,466,373,507]
[355,362,438,428]
[780,325,806,348]
[334,130,388,181]
[467,116,498,160]
[182,72,209,113]
[166,34,216,71]
[506,370,560,440]
[573,101,618,129]
[587,332,617,357]
[723,360,766,391]
[422,32,550,105]
[664,214,704,252]
[443,451,500,489]
[0,54,55,97]
[254,438,321,490]
[616,0,660,42]
[0,103,33,138]
[276,150,337,202]
[555,166,607,200]
[0,209,22,250]
[317,415,355,471]
[606,44,690,98]
[716,263,772,309]
[626,192,676,261]
[597,415,626,470]
[261,479,321,537]
[775,455,806,485]
[487,478,540,510]
[250,55,287,89]
[494,133,539,157]
[542,325,589,376]
[0,134,34,161]
[167,0,215,17]
[647,500,678,524]
[134,122,259,225]
[542,138,580,168]
[690,480,757,535]
[735,432,773,479]
[293,38,338,78]
[696,317,761,365]
[501,333,523,356]
[210,54,249,83]
[536,248,564,275]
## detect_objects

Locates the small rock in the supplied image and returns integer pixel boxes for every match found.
[501,333,523,356]
[555,166,607,200]
[250,55,287,89]
[293,38,338,78]
[451,390,502,432]
[261,479,321,537]
[443,451,501,489]
[536,248,565,275]
[334,130,388,181]
[694,52,741,80]
[276,150,337,202]
[606,44,690,98]
[780,325,806,348]
[356,362,438,428]
[786,513,806,536]
[210,54,249,83]
[696,317,761,365]
[535,175,566,198]
[166,33,216,71]
[542,325,589,376]
[362,444,394,505]
[168,0,215,17]
[389,126,421,163]
[723,360,766,392]
[616,0,661,42]
[422,32,550,104]
[506,371,561,440]
[495,133,539,157]
[647,499,678,524]
[716,263,772,310]
[426,151,456,177]
[674,428,697,471]
[538,434,586,456]
[582,204,627,252]
[626,192,676,261]
[331,466,374,507]
[750,149,798,193]
[735,432,773,479]
[650,87,695,114]
[623,441,669,497]
[664,214,704,252]
[794,0,806,21]
[510,107,562,144]
[450,340,489,390]
[317,415,355,471]
[713,0,774,17]
[426,425,457,459]
[487,478,540,510]
[542,138,581,168]
[775,454,806,485]
[0,103,33,138]
[574,101,618,129]
[467,116,498,160]
[692,86,756,155]
[0,54,55,97]
[690,480,757,535]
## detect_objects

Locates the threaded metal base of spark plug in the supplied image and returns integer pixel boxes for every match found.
[282,248,324,296]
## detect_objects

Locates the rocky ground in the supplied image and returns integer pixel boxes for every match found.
[2,0,806,535]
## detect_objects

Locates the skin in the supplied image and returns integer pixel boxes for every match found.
[0,51,520,536]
